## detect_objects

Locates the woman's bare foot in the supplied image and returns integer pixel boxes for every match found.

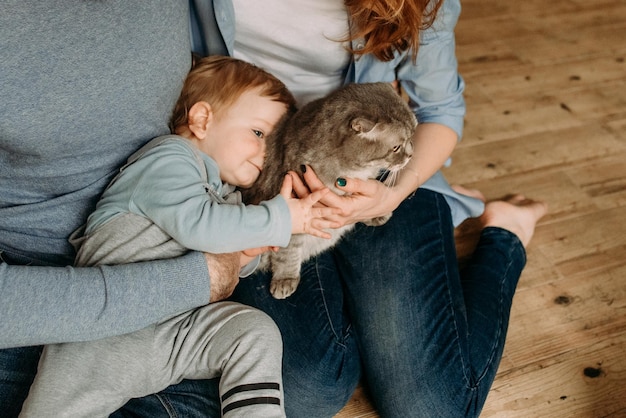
[451,184,486,202]
[480,195,548,247]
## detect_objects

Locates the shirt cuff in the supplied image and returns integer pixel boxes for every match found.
[239,255,260,278]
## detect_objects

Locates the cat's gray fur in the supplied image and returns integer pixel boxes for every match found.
[242,82,417,299]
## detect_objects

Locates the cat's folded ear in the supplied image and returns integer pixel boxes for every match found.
[350,117,376,134]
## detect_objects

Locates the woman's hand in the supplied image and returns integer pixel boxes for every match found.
[328,177,405,225]
[289,166,406,228]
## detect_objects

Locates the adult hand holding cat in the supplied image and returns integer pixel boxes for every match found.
[292,167,404,228]
[280,172,339,238]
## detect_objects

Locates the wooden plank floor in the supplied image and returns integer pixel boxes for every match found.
[336,0,626,416]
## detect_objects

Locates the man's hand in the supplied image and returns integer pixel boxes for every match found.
[204,252,240,302]
[204,247,278,302]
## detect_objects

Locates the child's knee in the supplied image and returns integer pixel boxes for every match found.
[237,308,282,344]
[206,302,282,355]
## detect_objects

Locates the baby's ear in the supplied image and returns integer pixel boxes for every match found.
[187,101,213,139]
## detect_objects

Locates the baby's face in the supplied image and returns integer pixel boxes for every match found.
[201,88,287,188]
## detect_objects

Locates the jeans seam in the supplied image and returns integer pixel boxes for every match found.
[314,259,348,349]
[154,393,178,418]
[473,236,519,388]
[436,194,473,390]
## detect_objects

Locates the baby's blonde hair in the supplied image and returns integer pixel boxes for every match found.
[170,55,296,132]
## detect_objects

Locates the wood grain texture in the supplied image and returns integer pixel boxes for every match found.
[335,0,626,416]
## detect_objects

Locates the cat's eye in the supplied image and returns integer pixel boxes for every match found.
[392,145,402,153]
[253,129,264,139]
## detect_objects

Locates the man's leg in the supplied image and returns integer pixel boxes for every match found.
[0,346,41,418]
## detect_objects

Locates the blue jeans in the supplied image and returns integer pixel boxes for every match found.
[335,190,526,417]
[1,189,525,417]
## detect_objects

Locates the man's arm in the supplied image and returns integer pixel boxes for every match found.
[0,252,212,349]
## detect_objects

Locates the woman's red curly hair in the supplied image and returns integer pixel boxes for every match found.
[344,0,444,61]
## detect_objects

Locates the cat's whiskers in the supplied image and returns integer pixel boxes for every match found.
[383,169,400,188]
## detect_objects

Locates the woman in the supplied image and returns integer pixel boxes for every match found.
[154,0,546,416]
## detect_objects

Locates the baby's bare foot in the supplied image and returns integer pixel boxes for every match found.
[451,184,486,202]
[480,195,548,247]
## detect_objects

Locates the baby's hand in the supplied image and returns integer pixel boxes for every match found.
[280,173,339,238]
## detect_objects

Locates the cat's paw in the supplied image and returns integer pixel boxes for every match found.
[270,277,300,299]
[363,213,392,227]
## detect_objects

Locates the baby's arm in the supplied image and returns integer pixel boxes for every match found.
[130,146,335,253]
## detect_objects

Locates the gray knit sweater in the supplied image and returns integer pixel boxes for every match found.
[0,1,211,348]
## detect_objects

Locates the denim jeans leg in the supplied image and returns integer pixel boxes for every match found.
[112,378,221,418]
[335,188,526,418]
[0,346,42,418]
[459,226,526,400]
[231,254,361,417]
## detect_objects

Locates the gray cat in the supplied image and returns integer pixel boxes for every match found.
[242,82,417,299]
